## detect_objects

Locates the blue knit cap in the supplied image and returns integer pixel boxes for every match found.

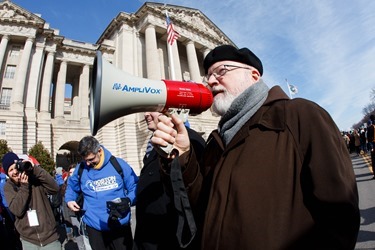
[2,152,19,175]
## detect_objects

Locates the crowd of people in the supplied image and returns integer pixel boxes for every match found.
[0,44,367,250]
[342,115,375,179]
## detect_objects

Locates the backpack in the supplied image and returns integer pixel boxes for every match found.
[75,155,124,209]
[49,186,63,208]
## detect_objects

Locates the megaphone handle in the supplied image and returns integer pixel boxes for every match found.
[153,108,189,158]
[154,143,174,158]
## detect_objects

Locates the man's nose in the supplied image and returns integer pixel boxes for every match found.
[206,77,218,88]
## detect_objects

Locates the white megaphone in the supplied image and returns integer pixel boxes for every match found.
[90,51,213,136]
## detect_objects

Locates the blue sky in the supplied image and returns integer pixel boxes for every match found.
[11,0,375,131]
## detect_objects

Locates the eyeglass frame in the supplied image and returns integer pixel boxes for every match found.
[203,64,252,83]
[84,151,100,164]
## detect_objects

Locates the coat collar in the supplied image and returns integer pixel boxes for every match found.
[250,85,290,130]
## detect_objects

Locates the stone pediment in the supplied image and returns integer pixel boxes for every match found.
[137,2,234,48]
[97,2,234,48]
[0,0,44,27]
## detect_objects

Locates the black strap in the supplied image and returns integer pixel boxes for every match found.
[170,154,197,248]
[109,156,124,179]
[78,162,84,184]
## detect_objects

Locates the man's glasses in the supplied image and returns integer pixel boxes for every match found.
[203,64,251,83]
[85,153,98,164]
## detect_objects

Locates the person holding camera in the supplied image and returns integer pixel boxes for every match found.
[65,136,138,250]
[2,152,61,249]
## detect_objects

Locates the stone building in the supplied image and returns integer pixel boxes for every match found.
[0,0,234,174]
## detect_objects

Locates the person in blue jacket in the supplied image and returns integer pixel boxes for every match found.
[65,136,138,250]
[1,168,22,250]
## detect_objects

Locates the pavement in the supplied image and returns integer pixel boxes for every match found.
[352,152,375,249]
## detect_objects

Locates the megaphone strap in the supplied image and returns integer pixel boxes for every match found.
[170,153,197,248]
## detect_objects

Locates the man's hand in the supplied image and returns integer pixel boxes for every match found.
[151,114,190,159]
[19,172,29,184]
[67,201,81,212]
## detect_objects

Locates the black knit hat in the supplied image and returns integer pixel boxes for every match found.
[2,152,19,175]
[203,45,263,76]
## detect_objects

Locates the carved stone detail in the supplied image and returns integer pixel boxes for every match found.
[0,24,36,36]
[56,51,93,64]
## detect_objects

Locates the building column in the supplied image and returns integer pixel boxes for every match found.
[185,40,201,83]
[132,28,139,76]
[171,42,182,80]
[0,35,9,68]
[54,60,67,118]
[39,51,55,118]
[136,33,143,77]
[12,37,34,110]
[145,24,161,80]
[79,64,90,120]
[25,44,44,111]
[71,78,79,120]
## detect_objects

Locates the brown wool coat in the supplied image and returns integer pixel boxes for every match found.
[4,166,60,247]
[183,86,360,250]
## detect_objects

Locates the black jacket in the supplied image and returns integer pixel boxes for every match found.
[134,127,205,250]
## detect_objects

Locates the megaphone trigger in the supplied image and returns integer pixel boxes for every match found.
[154,143,174,158]
[167,108,189,123]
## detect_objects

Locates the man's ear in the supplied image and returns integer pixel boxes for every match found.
[251,69,260,81]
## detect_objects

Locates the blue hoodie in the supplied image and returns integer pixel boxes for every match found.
[0,172,8,207]
[65,146,138,231]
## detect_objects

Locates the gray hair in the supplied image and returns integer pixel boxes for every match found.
[78,136,101,157]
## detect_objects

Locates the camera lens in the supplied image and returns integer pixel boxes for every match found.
[16,160,32,173]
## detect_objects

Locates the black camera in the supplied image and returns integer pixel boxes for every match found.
[106,197,131,228]
[15,160,33,174]
[106,197,131,219]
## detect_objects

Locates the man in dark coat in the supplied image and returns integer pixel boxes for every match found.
[151,45,360,249]
[367,115,375,178]
[134,112,205,250]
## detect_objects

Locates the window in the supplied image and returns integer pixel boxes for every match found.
[0,88,12,107]
[4,65,16,79]
[9,45,21,58]
[0,121,5,135]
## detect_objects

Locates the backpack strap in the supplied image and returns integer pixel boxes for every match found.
[77,162,85,188]
[109,155,124,179]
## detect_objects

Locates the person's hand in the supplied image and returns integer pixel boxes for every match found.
[67,201,80,212]
[151,113,190,159]
[19,172,28,184]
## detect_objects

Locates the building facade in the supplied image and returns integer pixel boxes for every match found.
[0,0,234,174]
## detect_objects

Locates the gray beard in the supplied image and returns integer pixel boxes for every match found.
[218,79,269,145]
